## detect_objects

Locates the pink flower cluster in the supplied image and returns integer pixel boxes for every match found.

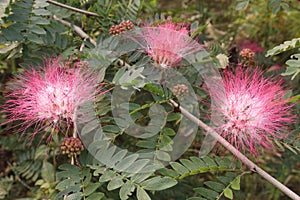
[2,57,101,139]
[210,67,294,154]
[138,22,202,68]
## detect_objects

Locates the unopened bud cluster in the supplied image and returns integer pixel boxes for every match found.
[120,20,134,30]
[240,48,255,60]
[61,137,84,157]
[172,84,189,98]
[109,20,134,35]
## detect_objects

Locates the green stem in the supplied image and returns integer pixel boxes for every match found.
[129,100,168,115]
[52,147,57,181]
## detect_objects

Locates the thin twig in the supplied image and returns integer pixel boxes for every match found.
[52,147,57,181]
[169,99,300,200]
[79,38,87,52]
[52,15,138,71]
[47,0,102,17]
[52,15,97,46]
[7,162,32,191]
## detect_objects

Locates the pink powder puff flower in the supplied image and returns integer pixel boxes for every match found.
[209,67,294,154]
[1,57,102,140]
[136,21,202,68]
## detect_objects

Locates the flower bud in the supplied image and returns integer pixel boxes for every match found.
[172,84,189,98]
[61,137,84,157]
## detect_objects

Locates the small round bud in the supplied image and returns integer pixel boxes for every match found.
[109,20,134,35]
[61,137,84,157]
[120,20,134,30]
[109,24,125,35]
[240,48,255,60]
[172,84,189,98]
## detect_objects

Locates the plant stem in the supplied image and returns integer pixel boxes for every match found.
[70,112,79,166]
[7,162,32,191]
[169,99,300,200]
[52,15,97,46]
[52,15,136,71]
[52,147,57,181]
[46,0,102,17]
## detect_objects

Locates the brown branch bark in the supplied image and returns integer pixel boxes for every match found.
[47,0,102,17]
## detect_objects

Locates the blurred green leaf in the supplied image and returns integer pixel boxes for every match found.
[141,177,177,191]
[224,188,233,199]
[136,186,151,200]
[266,38,300,56]
[107,176,124,191]
[282,54,300,80]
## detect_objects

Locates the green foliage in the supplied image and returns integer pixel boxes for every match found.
[158,156,236,179]
[266,38,300,79]
[0,0,71,66]
[90,0,141,36]
[281,53,300,80]
[268,0,289,14]
[266,38,300,56]
[13,145,48,182]
[56,164,104,200]
[0,176,13,199]
[235,0,251,10]
[88,163,177,200]
[235,0,288,13]
[188,172,244,200]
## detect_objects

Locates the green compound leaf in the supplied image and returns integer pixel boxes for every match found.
[141,176,177,191]
[194,187,219,200]
[99,170,116,183]
[216,176,232,185]
[282,54,300,80]
[224,188,233,199]
[179,159,199,171]
[156,150,171,161]
[56,164,103,200]
[83,183,101,196]
[86,192,105,200]
[186,169,246,200]
[136,186,151,200]
[65,192,82,200]
[119,181,135,200]
[107,176,124,191]
[115,154,139,172]
[170,162,189,175]
[266,38,300,57]
[186,197,207,200]
[236,0,250,10]
[231,176,241,190]
[204,181,225,193]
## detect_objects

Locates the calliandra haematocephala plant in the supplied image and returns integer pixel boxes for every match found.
[208,66,295,155]
[135,21,203,68]
[1,57,104,142]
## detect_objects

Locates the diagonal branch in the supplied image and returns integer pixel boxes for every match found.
[52,15,133,68]
[169,99,300,200]
[52,15,97,46]
[47,0,102,17]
